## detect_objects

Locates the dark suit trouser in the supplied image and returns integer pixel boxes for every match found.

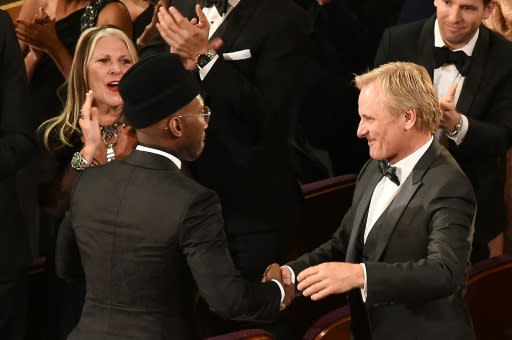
[218,215,294,340]
[0,274,27,340]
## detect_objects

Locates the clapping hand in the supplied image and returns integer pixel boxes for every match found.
[137,0,168,48]
[262,263,296,310]
[16,7,59,55]
[438,82,461,132]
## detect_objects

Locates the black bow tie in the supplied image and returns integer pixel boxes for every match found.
[379,160,400,186]
[434,46,471,76]
[197,0,227,14]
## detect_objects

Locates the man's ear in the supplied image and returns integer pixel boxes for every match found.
[167,116,184,137]
[483,0,496,20]
[404,108,417,130]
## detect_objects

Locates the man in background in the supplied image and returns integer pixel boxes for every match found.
[0,10,34,340]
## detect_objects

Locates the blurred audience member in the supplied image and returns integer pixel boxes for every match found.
[0,9,35,340]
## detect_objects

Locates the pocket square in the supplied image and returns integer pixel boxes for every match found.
[222,49,252,61]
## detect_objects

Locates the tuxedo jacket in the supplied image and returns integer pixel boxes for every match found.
[374,15,512,251]
[55,150,281,340]
[143,0,309,234]
[0,11,33,284]
[288,141,477,340]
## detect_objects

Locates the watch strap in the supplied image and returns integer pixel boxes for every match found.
[196,49,217,68]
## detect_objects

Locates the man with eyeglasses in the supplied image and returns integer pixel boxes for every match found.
[145,0,308,282]
[55,54,294,340]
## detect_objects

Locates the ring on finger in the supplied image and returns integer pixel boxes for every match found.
[79,110,84,119]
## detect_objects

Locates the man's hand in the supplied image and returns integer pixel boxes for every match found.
[439,82,461,132]
[262,263,296,310]
[156,4,210,60]
[297,262,364,301]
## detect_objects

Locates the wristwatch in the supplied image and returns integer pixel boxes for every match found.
[71,151,91,171]
[446,115,463,138]
[196,49,217,68]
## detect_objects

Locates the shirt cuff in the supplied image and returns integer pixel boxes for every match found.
[271,279,285,304]
[282,265,296,284]
[198,54,220,80]
[359,263,368,302]
[447,114,468,145]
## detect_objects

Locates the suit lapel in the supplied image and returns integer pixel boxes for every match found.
[209,0,257,51]
[417,16,437,80]
[171,0,196,16]
[456,25,489,116]
[363,141,442,261]
[346,163,383,262]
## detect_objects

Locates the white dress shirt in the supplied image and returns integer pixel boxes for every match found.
[433,19,478,145]
[198,0,240,80]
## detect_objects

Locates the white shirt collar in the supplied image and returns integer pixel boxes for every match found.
[434,19,479,56]
[135,145,182,169]
[228,0,240,7]
[391,136,433,185]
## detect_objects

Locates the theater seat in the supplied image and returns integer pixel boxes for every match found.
[465,255,512,340]
[302,305,351,340]
[288,174,357,260]
[204,328,273,340]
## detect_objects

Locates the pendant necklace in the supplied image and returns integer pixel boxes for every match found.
[100,115,126,162]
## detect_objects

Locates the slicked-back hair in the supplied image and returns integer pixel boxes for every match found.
[354,62,442,134]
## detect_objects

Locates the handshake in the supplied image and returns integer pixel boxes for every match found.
[261,263,296,311]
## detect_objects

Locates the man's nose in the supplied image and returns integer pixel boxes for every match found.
[356,121,367,138]
[448,6,461,22]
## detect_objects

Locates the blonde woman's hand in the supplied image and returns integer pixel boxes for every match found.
[78,90,103,163]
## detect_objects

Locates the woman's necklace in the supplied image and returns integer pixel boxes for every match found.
[100,115,126,162]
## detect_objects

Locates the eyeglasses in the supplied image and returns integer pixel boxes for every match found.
[176,106,211,124]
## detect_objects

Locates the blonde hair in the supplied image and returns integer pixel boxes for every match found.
[41,26,139,150]
[354,62,442,133]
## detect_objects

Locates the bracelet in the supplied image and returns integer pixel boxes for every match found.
[446,115,463,138]
[70,151,92,171]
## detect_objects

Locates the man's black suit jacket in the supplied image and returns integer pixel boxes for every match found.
[0,10,33,279]
[288,141,476,340]
[144,0,307,234]
[56,150,281,340]
[0,10,34,337]
[374,16,512,259]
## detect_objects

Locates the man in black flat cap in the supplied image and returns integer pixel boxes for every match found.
[55,54,292,340]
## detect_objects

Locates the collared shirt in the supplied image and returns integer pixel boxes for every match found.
[199,0,240,79]
[135,145,182,169]
[433,19,478,145]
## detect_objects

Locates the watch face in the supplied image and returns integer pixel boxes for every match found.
[197,54,211,68]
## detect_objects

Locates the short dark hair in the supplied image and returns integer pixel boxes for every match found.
[483,0,492,5]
